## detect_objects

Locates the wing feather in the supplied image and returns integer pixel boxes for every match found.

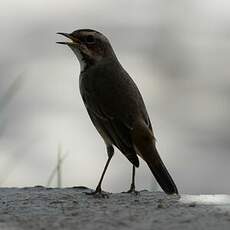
[82,92,139,167]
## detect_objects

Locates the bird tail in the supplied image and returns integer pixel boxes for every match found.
[144,145,178,194]
[132,121,178,195]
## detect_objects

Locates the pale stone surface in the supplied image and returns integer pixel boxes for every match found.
[0,186,230,230]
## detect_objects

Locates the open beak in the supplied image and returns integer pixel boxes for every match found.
[56,32,80,45]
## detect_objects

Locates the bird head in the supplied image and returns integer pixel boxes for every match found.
[57,29,115,71]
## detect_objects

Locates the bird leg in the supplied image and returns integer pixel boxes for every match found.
[123,165,139,195]
[85,145,114,198]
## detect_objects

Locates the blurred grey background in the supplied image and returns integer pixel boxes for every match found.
[0,0,230,194]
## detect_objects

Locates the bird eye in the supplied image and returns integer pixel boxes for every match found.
[85,35,95,44]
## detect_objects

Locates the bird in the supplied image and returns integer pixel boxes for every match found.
[57,29,178,195]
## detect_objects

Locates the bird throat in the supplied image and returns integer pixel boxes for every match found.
[69,46,97,72]
[69,46,87,72]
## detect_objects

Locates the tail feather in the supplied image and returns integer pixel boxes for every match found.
[132,120,178,195]
[145,146,178,194]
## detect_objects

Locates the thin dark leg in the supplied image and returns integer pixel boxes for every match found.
[130,165,136,191]
[123,165,139,194]
[86,145,114,197]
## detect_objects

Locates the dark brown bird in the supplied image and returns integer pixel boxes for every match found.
[57,29,178,195]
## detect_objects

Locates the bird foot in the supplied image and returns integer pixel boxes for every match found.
[85,188,109,198]
[122,185,139,195]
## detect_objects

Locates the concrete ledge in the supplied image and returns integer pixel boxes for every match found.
[0,186,229,230]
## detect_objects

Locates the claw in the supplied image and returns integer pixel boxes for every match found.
[85,188,110,198]
[122,184,140,195]
[122,189,140,195]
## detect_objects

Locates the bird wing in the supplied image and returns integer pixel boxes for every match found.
[81,89,140,167]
